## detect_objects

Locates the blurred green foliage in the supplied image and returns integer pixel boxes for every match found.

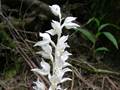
[74,17,120,60]
[0,29,21,80]
[0,30,16,48]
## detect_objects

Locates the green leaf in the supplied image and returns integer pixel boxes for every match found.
[98,23,110,32]
[85,17,100,27]
[76,28,96,44]
[102,32,118,49]
[98,23,120,32]
[95,47,109,52]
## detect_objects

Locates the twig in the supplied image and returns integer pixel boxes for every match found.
[71,58,120,76]
[106,76,118,90]
[0,1,50,88]
[72,66,98,89]
[101,77,105,90]
[70,69,75,90]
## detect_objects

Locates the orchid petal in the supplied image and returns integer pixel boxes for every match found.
[61,51,72,61]
[48,74,60,86]
[59,35,68,43]
[51,20,61,30]
[65,23,80,29]
[41,44,52,54]
[64,17,77,23]
[56,68,71,80]
[60,78,72,83]
[62,68,72,73]
[48,86,52,90]
[34,40,49,47]
[62,16,80,29]
[56,35,69,53]
[40,33,51,41]
[40,59,50,75]
[49,5,61,17]
[51,20,61,36]
[36,51,50,59]
[46,29,56,36]
[33,79,45,90]
[31,59,50,75]
[63,62,72,68]
[31,68,48,75]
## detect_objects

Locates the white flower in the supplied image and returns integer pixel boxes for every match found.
[36,51,52,59]
[34,32,55,48]
[58,35,69,44]
[40,33,51,41]
[61,51,72,62]
[34,34,53,60]
[34,33,51,47]
[64,17,77,23]
[31,59,50,75]
[62,16,80,29]
[46,20,61,36]
[64,23,80,29]
[55,55,72,71]
[41,44,52,54]
[58,68,72,82]
[55,57,71,70]
[55,51,72,69]
[56,35,69,55]
[33,79,45,90]
[51,20,61,31]
[48,74,59,87]
[49,4,61,17]
[33,32,55,60]
[48,67,72,87]
[37,44,53,60]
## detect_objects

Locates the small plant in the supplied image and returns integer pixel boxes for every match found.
[76,17,119,58]
[31,4,79,90]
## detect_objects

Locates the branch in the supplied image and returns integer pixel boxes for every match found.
[71,58,120,76]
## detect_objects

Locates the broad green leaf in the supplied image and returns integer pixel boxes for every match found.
[76,28,96,44]
[98,23,111,32]
[98,23,120,32]
[85,17,100,27]
[102,32,118,49]
[96,32,101,38]
[95,47,109,52]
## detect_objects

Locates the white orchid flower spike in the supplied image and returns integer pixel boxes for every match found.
[32,4,80,90]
